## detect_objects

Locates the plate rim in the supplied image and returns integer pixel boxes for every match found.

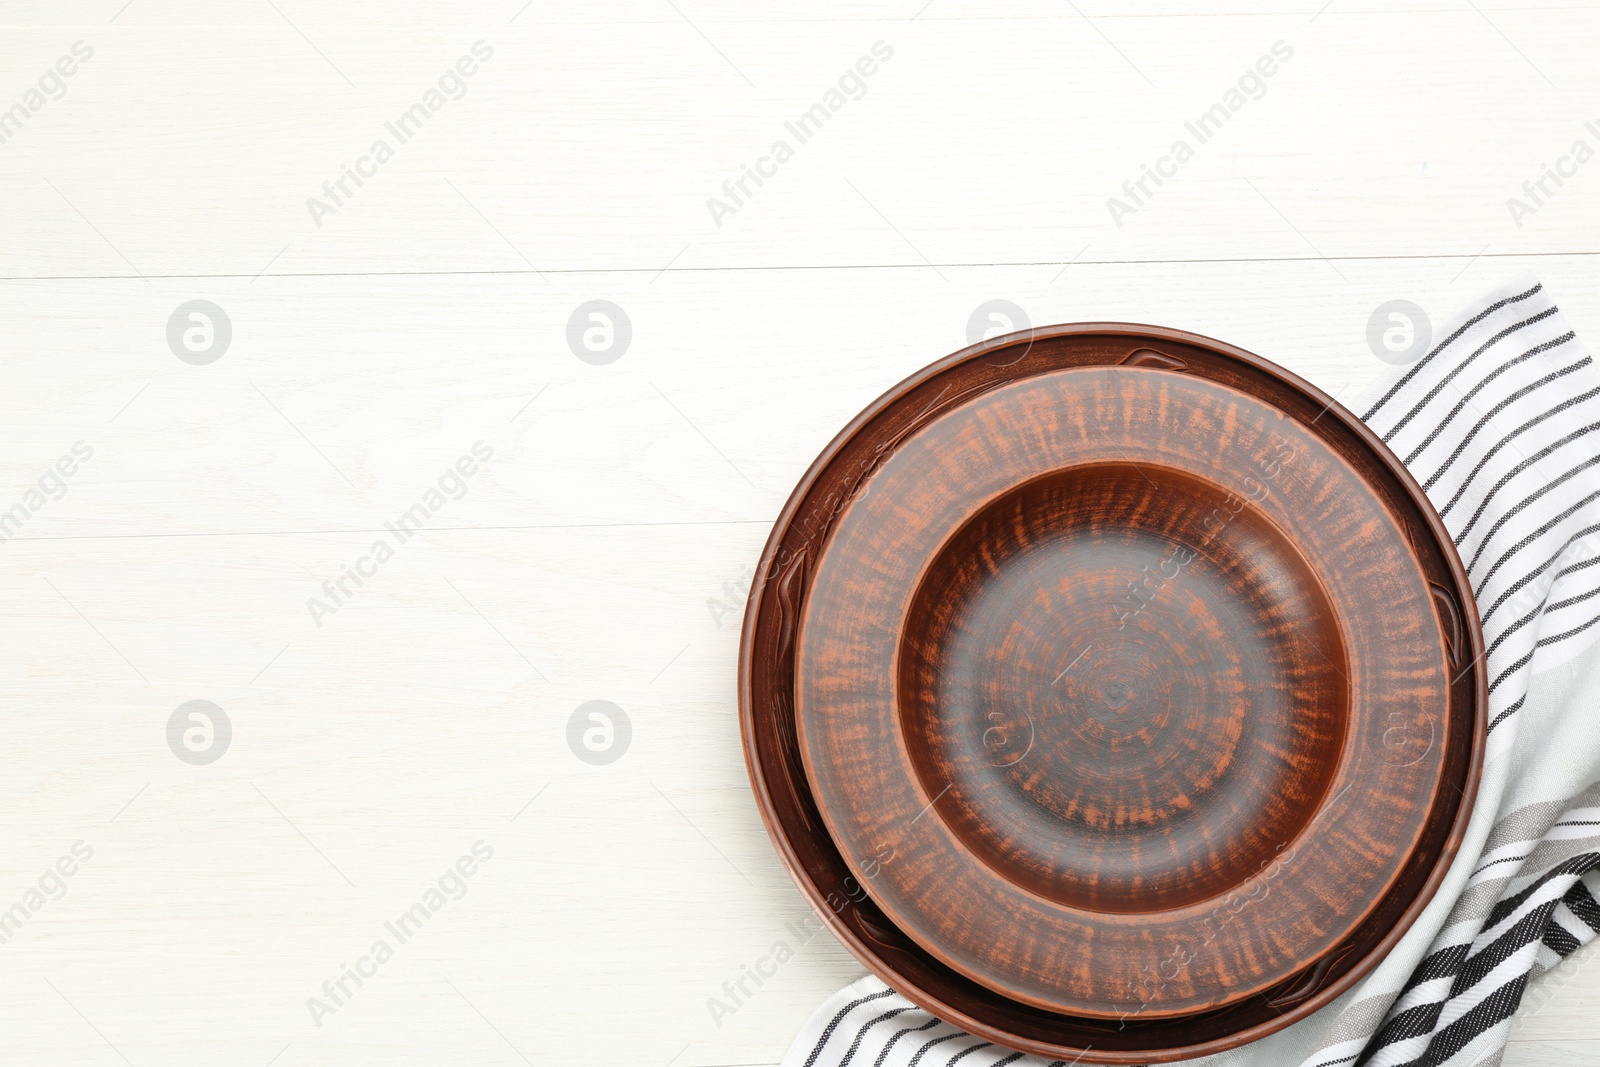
[797,372,1434,1017]
[739,322,1487,1063]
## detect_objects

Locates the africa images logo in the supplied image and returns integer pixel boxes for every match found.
[1106,40,1293,228]
[705,41,894,228]
[307,441,493,627]
[305,42,495,228]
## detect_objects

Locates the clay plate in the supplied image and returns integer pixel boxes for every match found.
[740,325,1484,1063]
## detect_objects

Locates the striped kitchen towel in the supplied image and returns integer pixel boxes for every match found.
[781,277,1600,1067]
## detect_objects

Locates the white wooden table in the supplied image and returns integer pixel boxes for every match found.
[1,3,1596,1064]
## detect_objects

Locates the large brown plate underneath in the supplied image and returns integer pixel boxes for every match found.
[740,326,1484,1063]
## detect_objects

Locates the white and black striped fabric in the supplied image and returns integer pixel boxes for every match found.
[782,278,1600,1067]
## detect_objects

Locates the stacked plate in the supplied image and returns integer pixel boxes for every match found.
[739,325,1486,1063]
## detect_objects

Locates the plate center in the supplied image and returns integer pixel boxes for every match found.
[898,463,1348,913]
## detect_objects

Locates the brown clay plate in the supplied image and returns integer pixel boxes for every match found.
[740,325,1484,1063]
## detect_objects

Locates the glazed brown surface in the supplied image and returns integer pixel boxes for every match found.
[900,462,1347,916]
[740,326,1485,1063]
